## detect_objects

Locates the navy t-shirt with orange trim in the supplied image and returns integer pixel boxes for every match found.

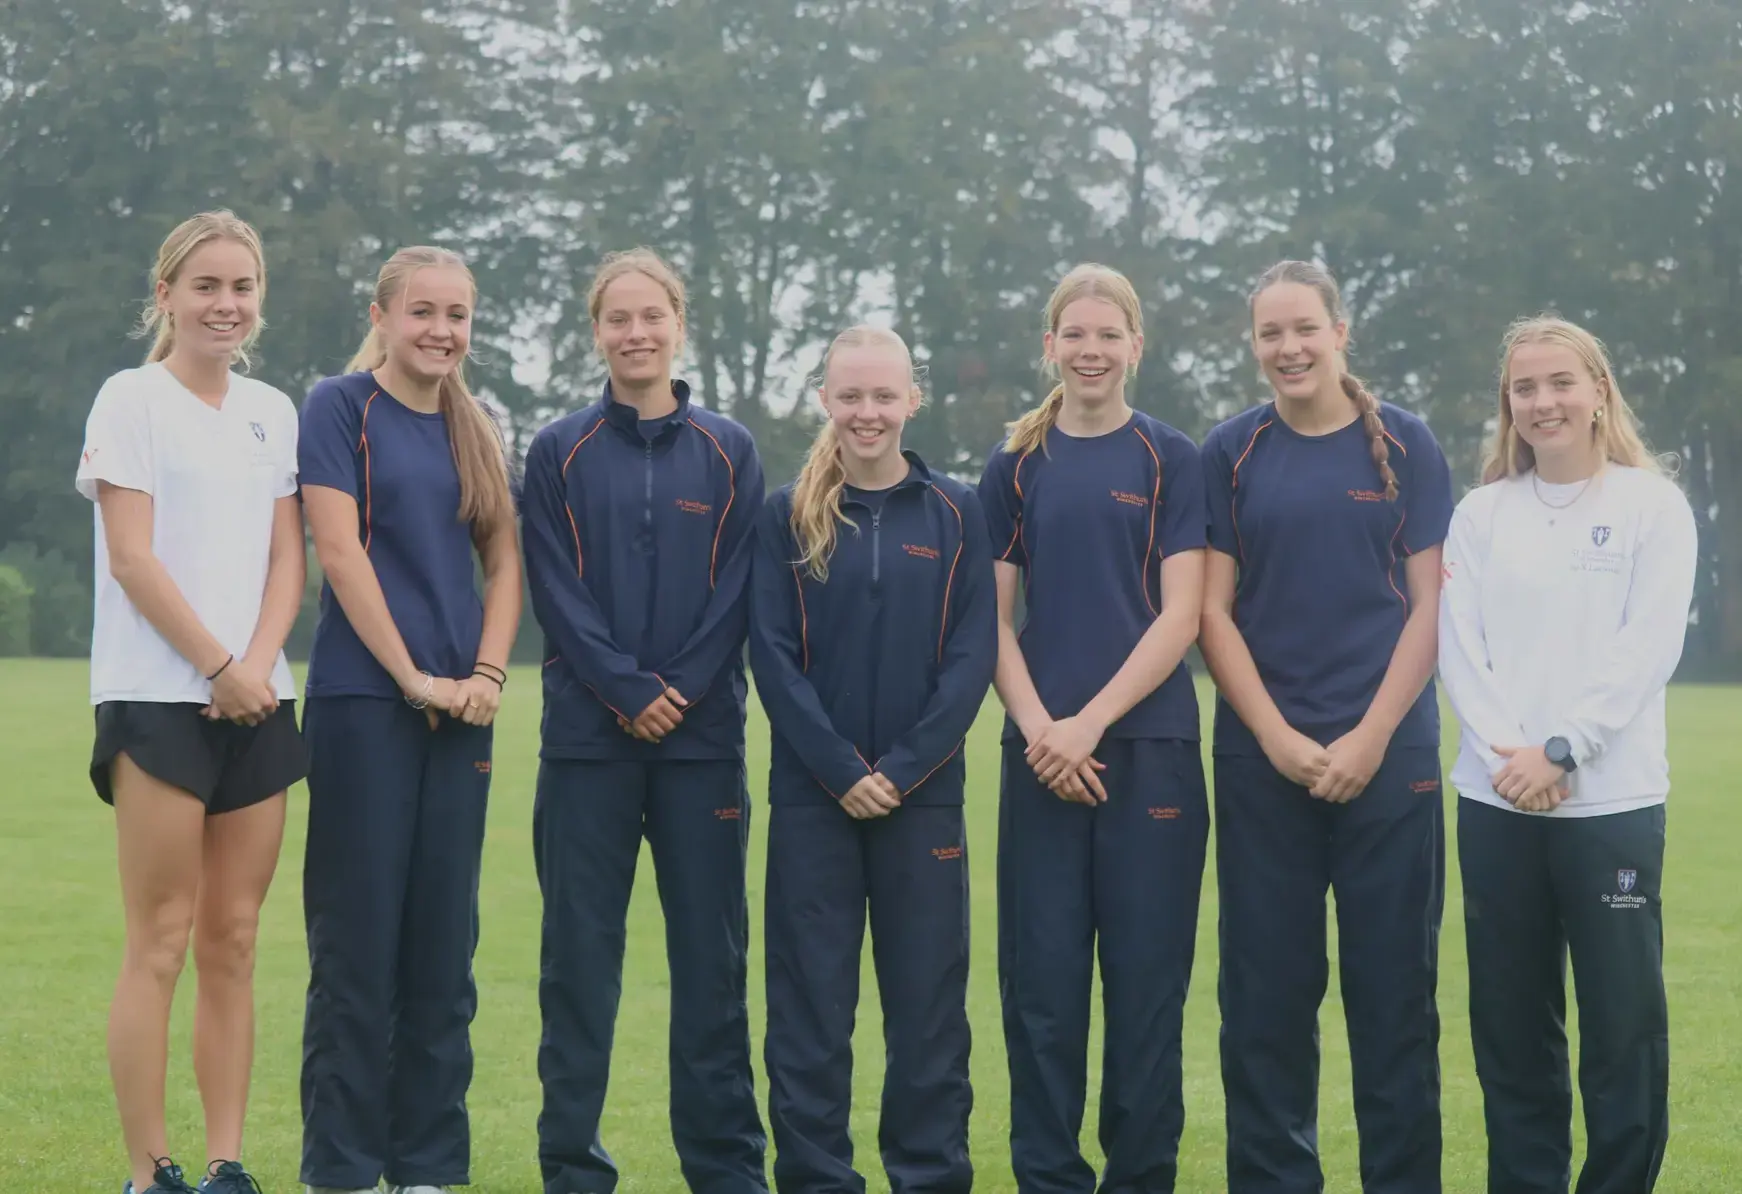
[1201,400,1454,755]
[978,410,1208,743]
[298,370,483,698]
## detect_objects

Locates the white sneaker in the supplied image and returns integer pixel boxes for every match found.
[307,1187,380,1194]
[386,1187,452,1194]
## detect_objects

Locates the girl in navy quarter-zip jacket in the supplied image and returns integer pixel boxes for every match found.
[520,250,768,1194]
[750,326,995,1194]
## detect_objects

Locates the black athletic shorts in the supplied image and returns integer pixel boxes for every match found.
[90,700,308,814]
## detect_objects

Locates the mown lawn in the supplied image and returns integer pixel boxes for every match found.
[2,658,1736,1190]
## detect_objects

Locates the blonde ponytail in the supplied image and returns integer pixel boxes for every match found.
[347,326,387,373]
[790,422,853,581]
[1004,385,1066,457]
[358,246,513,531]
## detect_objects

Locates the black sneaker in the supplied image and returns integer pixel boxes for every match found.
[123,1158,201,1194]
[200,1161,265,1194]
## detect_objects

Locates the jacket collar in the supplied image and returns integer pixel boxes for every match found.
[840,449,934,505]
[600,378,693,437]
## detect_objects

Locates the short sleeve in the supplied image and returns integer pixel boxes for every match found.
[272,391,300,499]
[1158,428,1209,557]
[297,379,362,498]
[1398,413,1454,554]
[75,374,154,501]
[977,443,1025,565]
[1202,424,1239,557]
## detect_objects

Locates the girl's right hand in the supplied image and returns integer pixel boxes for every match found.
[208,660,277,725]
[1263,727,1332,791]
[1049,758,1108,805]
[840,775,901,819]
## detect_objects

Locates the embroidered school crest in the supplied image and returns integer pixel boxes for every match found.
[1617,868,1638,894]
[1591,525,1611,547]
[250,421,266,443]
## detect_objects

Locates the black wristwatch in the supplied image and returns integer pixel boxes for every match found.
[1545,736,1578,773]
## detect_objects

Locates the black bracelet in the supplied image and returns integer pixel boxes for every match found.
[472,666,505,690]
[207,654,234,681]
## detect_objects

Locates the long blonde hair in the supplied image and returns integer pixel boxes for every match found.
[1004,264,1144,457]
[1250,260,1398,501]
[1481,315,1664,484]
[350,246,513,531]
[137,210,268,368]
[791,326,922,581]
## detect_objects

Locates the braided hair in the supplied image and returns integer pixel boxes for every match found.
[1249,260,1398,501]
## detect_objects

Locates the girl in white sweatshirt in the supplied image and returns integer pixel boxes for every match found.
[1439,316,1697,1194]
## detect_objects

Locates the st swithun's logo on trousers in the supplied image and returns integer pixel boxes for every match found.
[1603,867,1646,908]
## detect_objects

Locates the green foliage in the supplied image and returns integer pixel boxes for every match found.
[1,0,1739,670]
[0,567,32,656]
[0,544,90,657]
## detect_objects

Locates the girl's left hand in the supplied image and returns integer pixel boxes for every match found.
[449,674,502,726]
[1490,745,1566,808]
[1026,715,1106,788]
[1311,723,1387,802]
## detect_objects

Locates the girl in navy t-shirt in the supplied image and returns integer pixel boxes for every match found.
[978,264,1210,1192]
[296,246,521,1194]
[1199,260,1453,1194]
[750,326,995,1194]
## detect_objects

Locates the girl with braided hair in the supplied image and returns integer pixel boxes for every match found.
[1199,260,1454,1193]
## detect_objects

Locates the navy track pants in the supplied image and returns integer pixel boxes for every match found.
[1459,799,1669,1194]
[534,758,767,1194]
[764,800,973,1194]
[1215,746,1445,1194]
[997,737,1210,1194]
[299,696,493,1188]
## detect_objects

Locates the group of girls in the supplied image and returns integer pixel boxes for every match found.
[80,208,1695,1194]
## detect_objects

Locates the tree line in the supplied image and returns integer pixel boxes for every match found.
[2,0,1739,672]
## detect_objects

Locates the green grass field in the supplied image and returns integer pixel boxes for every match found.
[2,659,1737,1191]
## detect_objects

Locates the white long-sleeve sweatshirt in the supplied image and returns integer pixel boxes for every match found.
[1438,465,1698,818]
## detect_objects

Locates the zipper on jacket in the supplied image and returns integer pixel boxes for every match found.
[643,441,654,534]
[870,509,883,587]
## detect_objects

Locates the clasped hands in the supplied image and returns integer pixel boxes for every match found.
[1487,744,1570,812]
[395,672,504,730]
[1262,722,1388,802]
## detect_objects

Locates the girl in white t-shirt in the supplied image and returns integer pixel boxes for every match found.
[1438,316,1696,1194]
[75,211,307,1194]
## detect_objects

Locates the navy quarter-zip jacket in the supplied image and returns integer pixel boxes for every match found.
[749,453,997,805]
[522,381,764,761]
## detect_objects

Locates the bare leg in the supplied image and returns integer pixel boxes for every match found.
[109,755,206,1192]
[193,792,287,1171]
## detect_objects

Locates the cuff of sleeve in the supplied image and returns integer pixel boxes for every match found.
[76,470,152,502]
[593,673,668,724]
[820,755,874,801]
[1562,727,1599,768]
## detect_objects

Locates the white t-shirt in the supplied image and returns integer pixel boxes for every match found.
[1438,465,1698,817]
[76,363,301,704]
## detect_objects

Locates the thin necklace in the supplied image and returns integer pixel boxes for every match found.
[1531,468,1597,524]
